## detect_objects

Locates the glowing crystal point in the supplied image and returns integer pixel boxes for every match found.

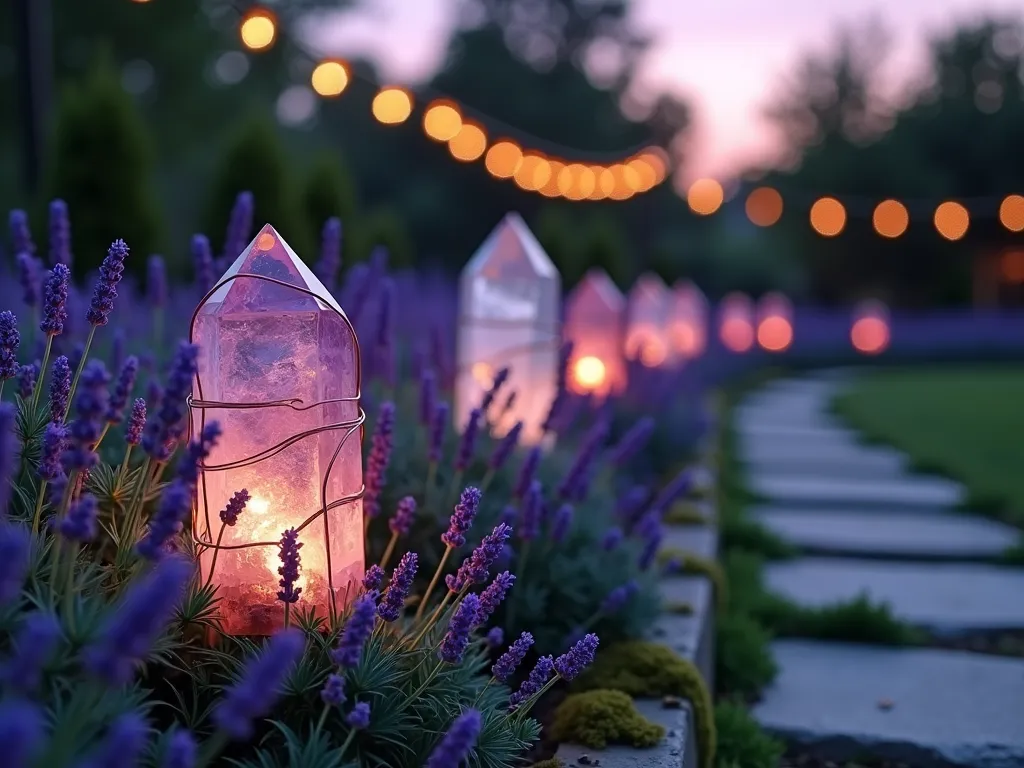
[668,280,708,359]
[192,224,364,635]
[756,291,794,353]
[457,212,561,445]
[624,272,671,367]
[564,269,627,398]
[719,291,755,353]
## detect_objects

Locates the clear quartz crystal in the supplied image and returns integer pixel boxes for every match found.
[668,280,708,359]
[564,268,627,398]
[193,224,364,635]
[625,272,671,367]
[456,213,561,445]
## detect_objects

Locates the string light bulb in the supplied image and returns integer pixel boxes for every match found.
[999,195,1024,232]
[310,60,349,97]
[809,197,847,237]
[485,141,523,178]
[448,121,487,161]
[240,9,277,51]
[934,201,969,241]
[423,100,463,142]
[372,87,413,125]
[872,199,909,238]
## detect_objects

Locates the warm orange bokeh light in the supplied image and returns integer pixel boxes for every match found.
[471,362,494,388]
[688,178,724,215]
[669,322,701,356]
[240,10,276,51]
[757,316,793,352]
[851,317,889,355]
[810,197,847,237]
[371,88,413,124]
[607,164,638,200]
[746,187,783,227]
[1001,250,1024,283]
[934,201,969,241]
[558,164,595,200]
[638,148,668,184]
[539,160,565,198]
[449,122,487,161]
[999,195,1024,233]
[872,199,909,238]
[485,141,522,178]
[572,356,607,391]
[514,154,550,191]
[638,340,668,368]
[628,157,658,192]
[423,100,463,142]
[310,61,349,97]
[720,318,754,353]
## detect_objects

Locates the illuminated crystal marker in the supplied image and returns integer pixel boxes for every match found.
[456,213,560,445]
[718,291,755,353]
[668,280,708,359]
[564,269,627,398]
[624,272,671,367]
[756,292,794,353]
[192,224,364,635]
[851,299,890,355]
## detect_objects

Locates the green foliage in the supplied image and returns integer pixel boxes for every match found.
[550,690,664,750]
[44,52,163,276]
[718,498,796,560]
[349,208,415,269]
[300,152,359,263]
[658,547,728,609]
[713,701,784,768]
[205,116,306,257]
[571,641,715,768]
[534,206,581,286]
[714,613,778,701]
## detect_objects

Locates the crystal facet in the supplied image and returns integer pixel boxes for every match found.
[457,213,561,445]
[624,272,671,367]
[564,269,627,398]
[193,224,364,635]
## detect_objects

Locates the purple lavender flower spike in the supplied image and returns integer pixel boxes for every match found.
[0,522,31,604]
[41,263,70,336]
[62,360,110,472]
[192,234,216,296]
[550,504,573,543]
[86,712,150,768]
[447,523,512,593]
[48,200,71,266]
[0,698,44,767]
[388,496,416,537]
[486,627,504,647]
[106,355,140,425]
[148,254,168,309]
[48,355,71,422]
[489,421,523,472]
[439,593,481,664]
[378,551,417,621]
[509,655,554,710]
[557,419,610,502]
[514,447,541,499]
[15,253,40,308]
[362,564,385,593]
[136,479,191,560]
[429,401,449,463]
[332,592,376,668]
[177,422,221,488]
[455,408,482,472]
[601,526,623,551]
[430,322,449,386]
[16,363,37,401]
[320,673,346,707]
[38,422,67,481]
[426,709,482,768]
[638,527,662,572]
[68,342,84,375]
[59,492,98,542]
[609,417,655,466]
[363,401,395,519]
[223,191,254,262]
[162,728,198,768]
[502,389,516,415]
[617,485,650,530]
[86,240,129,327]
[277,528,303,604]
[442,486,482,548]
[648,468,693,518]
[9,209,34,255]
[554,632,599,681]
[519,480,542,542]
[480,366,509,413]
[142,342,199,459]
[498,505,517,528]
[475,570,515,625]
[601,581,639,614]
[492,631,533,682]
[126,398,146,446]
[315,217,342,289]
[0,311,20,382]
[212,628,304,741]
[419,368,436,426]
[83,555,193,685]
[635,510,660,541]
[0,610,61,694]
[1,405,19,495]
[346,701,371,729]
[375,277,395,384]
[110,328,125,374]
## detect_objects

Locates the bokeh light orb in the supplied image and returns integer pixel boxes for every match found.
[934,201,969,241]
[810,197,847,237]
[240,10,276,51]
[310,61,349,97]
[572,356,607,392]
[746,187,783,227]
[850,301,890,355]
[999,195,1024,233]
[872,199,909,238]
[485,141,522,178]
[756,293,793,353]
[371,87,413,124]
[423,100,463,142]
[687,178,724,215]
[448,121,487,162]
[719,292,755,353]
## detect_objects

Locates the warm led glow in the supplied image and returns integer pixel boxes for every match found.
[810,197,846,237]
[485,141,522,178]
[638,339,667,367]
[558,164,595,200]
[1000,250,1024,283]
[257,232,276,251]
[720,318,753,352]
[746,187,783,226]
[514,154,551,191]
[591,168,616,200]
[423,100,462,142]
[668,322,700,356]
[628,157,657,192]
[851,317,889,354]
[572,356,607,391]
[311,61,349,97]
[449,122,487,161]
[372,88,413,124]
[872,199,909,238]
[471,362,494,388]
[999,195,1024,233]
[934,201,969,241]
[240,10,276,51]
[687,178,724,215]
[608,164,639,200]
[757,316,793,352]
[638,149,668,184]
[539,160,565,198]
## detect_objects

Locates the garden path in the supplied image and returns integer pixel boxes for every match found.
[739,374,1024,768]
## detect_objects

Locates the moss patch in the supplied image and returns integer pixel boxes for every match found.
[714,700,784,768]
[572,641,715,768]
[659,547,727,609]
[527,760,563,768]
[550,690,664,750]
[715,612,777,700]
[665,503,710,526]
[719,498,796,560]
[665,599,694,615]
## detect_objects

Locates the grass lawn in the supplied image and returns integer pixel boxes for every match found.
[833,366,1024,529]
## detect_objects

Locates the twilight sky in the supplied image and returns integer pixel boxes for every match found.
[308,0,1023,180]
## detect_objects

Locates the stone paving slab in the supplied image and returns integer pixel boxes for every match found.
[765,557,1024,635]
[754,640,1024,768]
[748,472,964,508]
[739,443,909,477]
[753,505,1019,560]
[737,422,861,441]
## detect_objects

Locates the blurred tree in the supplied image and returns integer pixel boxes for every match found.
[204,115,306,257]
[534,205,581,284]
[579,214,633,288]
[44,53,163,276]
[300,151,359,262]
[349,208,415,269]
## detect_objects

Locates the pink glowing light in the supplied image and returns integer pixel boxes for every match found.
[564,269,627,397]
[668,280,708,358]
[756,292,793,352]
[851,300,890,355]
[624,272,671,367]
[719,292,755,353]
